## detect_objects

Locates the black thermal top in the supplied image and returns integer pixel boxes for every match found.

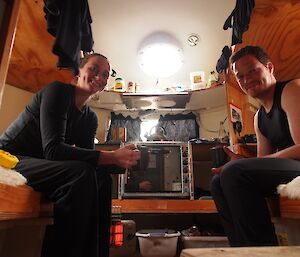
[257,80,294,151]
[0,81,100,166]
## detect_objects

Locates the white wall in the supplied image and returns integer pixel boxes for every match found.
[0,84,229,142]
[198,106,229,140]
[0,84,113,144]
[0,84,34,134]
[92,108,111,143]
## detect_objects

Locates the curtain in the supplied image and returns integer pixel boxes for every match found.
[107,112,141,142]
[157,112,199,142]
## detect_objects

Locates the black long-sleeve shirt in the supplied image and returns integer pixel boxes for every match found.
[0,82,99,166]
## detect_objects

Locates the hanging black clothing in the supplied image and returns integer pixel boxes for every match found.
[223,0,255,45]
[258,81,294,151]
[43,0,94,75]
[216,45,232,73]
[0,82,99,164]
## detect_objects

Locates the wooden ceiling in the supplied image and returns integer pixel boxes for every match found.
[236,0,300,81]
[6,0,73,93]
[5,0,300,93]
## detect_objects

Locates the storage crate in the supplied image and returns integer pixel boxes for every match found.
[136,229,180,257]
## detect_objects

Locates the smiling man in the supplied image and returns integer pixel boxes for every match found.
[210,46,300,246]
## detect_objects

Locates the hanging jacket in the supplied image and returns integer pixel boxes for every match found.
[223,0,255,45]
[216,45,232,73]
[44,0,94,75]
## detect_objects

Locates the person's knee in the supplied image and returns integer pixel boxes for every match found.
[220,161,243,188]
[210,175,221,196]
[66,161,97,185]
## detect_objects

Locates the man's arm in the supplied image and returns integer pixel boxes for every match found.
[266,79,300,160]
[254,111,274,157]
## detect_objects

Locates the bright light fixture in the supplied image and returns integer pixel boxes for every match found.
[138,32,184,78]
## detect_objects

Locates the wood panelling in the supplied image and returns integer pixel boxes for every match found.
[0,0,21,106]
[6,0,73,93]
[236,0,300,81]
[4,0,300,94]
[280,197,300,219]
[112,199,217,213]
[225,84,256,145]
[0,183,41,220]
[180,246,300,257]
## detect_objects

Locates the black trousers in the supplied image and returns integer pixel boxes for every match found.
[15,156,112,257]
[210,157,300,247]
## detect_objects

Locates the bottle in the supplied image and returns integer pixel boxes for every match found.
[127,81,136,93]
[114,78,126,92]
[135,82,141,92]
[218,121,228,143]
[208,71,218,87]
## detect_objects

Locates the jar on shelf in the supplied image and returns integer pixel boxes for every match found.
[114,78,126,92]
[208,71,218,87]
[127,81,136,93]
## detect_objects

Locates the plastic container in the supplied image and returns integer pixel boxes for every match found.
[136,229,180,257]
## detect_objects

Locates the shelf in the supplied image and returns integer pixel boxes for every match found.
[88,85,226,111]
[112,199,217,214]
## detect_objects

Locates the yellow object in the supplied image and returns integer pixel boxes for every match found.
[114,78,126,92]
[0,149,19,169]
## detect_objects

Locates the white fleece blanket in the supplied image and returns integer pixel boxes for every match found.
[277,176,300,199]
[0,166,27,186]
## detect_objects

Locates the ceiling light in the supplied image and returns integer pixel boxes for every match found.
[138,32,184,78]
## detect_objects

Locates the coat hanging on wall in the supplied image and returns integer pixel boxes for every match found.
[43,0,94,75]
[223,0,255,46]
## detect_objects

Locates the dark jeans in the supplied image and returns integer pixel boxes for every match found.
[210,157,300,247]
[15,156,112,257]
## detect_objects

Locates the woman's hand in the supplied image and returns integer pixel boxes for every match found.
[211,146,244,175]
[113,144,141,169]
[98,144,141,169]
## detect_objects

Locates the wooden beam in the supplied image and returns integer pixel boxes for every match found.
[112,199,217,213]
[0,0,21,107]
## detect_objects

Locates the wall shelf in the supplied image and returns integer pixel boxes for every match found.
[88,85,227,111]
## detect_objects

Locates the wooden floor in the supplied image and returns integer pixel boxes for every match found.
[180,246,300,257]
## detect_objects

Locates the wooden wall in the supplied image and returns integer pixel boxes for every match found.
[0,0,21,107]
[236,0,300,81]
[6,0,72,93]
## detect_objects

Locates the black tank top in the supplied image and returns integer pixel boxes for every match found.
[258,81,294,151]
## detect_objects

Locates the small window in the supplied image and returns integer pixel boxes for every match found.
[140,119,158,142]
